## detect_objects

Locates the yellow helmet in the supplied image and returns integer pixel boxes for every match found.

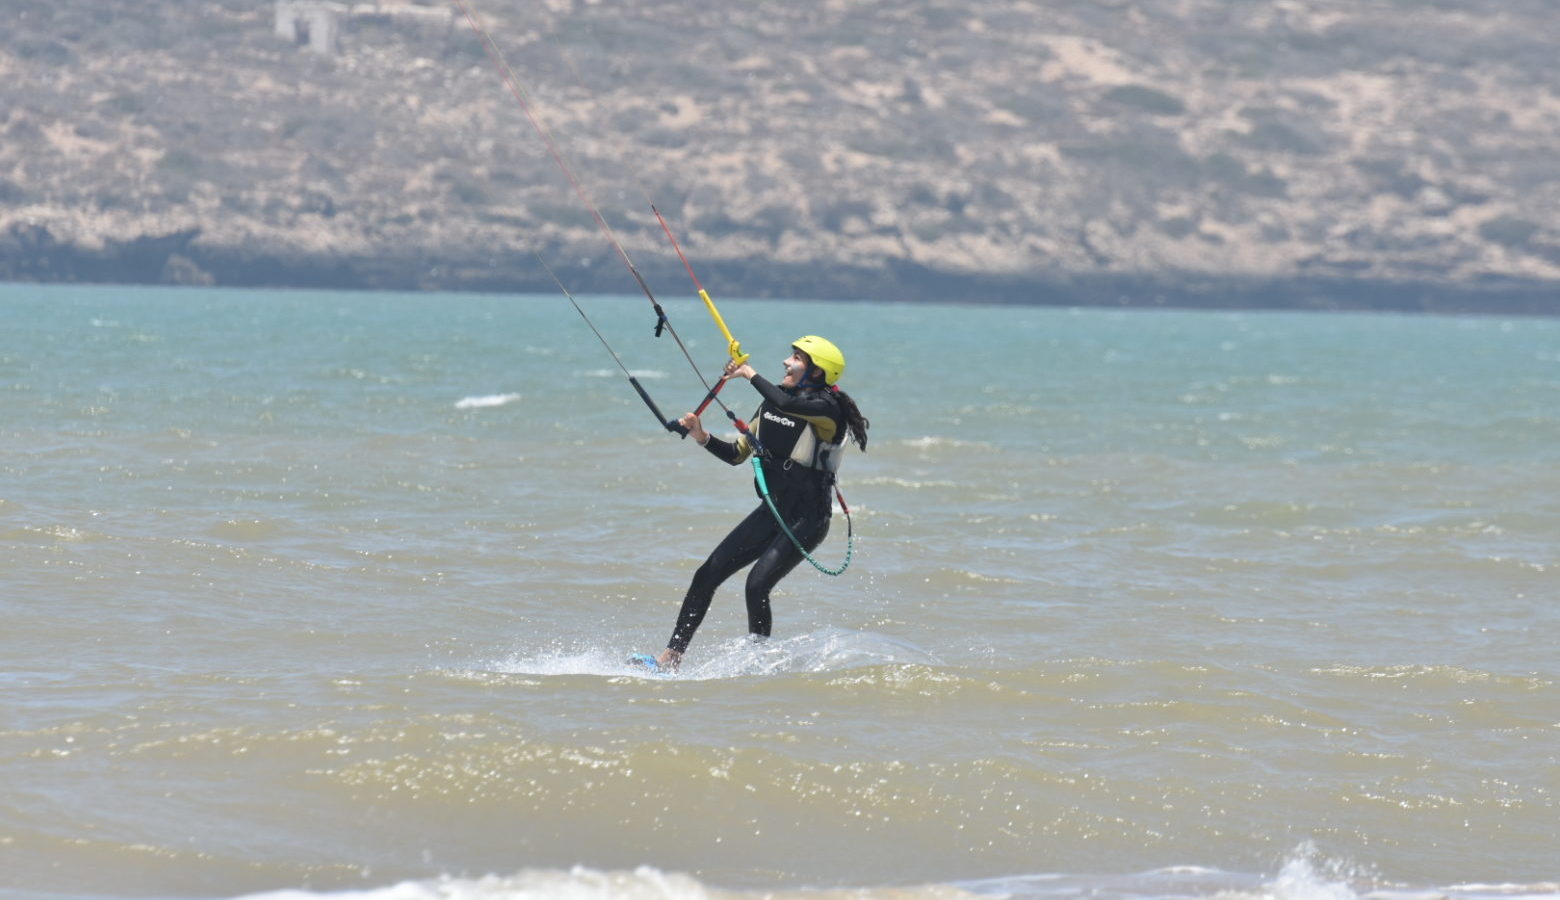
[792,335,845,386]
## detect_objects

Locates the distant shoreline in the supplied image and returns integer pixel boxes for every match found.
[8,0,1558,323]
[3,236,1556,316]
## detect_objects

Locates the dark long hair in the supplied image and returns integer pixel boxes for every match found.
[833,386,869,452]
[799,349,869,451]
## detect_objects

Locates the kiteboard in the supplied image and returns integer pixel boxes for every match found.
[626,653,672,676]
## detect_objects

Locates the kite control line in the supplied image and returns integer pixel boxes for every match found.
[651,205,747,367]
[452,0,735,429]
[649,204,754,429]
[455,2,858,578]
[750,458,854,576]
[537,256,687,436]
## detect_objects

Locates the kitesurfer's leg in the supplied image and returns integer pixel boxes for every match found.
[742,515,829,639]
[662,505,776,663]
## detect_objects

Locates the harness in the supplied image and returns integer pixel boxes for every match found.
[782,421,846,476]
[748,416,854,577]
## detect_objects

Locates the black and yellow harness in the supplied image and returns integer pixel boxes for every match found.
[708,379,855,576]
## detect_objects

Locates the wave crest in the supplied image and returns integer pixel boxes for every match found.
[455,393,522,409]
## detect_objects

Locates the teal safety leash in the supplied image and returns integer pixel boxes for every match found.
[750,457,854,576]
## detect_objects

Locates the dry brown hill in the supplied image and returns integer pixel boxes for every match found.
[3,0,1557,311]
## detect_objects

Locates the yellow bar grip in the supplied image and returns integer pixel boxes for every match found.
[699,288,748,364]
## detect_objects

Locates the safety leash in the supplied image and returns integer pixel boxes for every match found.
[750,458,854,576]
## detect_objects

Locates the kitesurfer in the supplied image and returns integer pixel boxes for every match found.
[652,336,869,671]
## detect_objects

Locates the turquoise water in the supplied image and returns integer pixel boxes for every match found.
[1,283,1556,900]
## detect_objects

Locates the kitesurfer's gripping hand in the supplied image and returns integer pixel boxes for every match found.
[724,359,756,381]
[679,411,710,446]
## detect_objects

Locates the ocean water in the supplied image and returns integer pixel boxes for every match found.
[1,282,1555,900]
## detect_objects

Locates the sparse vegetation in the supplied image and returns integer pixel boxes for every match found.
[0,0,1556,310]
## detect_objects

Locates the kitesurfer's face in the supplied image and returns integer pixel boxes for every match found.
[782,349,810,387]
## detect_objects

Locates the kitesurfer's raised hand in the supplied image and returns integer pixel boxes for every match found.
[724,359,756,380]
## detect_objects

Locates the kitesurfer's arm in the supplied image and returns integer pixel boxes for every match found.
[726,357,826,413]
[678,411,750,466]
[749,373,840,417]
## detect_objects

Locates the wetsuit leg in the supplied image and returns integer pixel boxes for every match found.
[667,504,778,654]
[742,514,829,639]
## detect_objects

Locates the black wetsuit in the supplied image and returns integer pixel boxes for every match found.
[667,375,846,654]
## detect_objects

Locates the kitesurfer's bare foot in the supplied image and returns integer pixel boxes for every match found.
[656,648,682,672]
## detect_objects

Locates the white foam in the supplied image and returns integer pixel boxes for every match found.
[233,865,986,900]
[1269,852,1362,900]
[1439,886,1560,900]
[479,627,939,682]
[902,435,993,450]
[486,646,647,679]
[234,866,726,900]
[454,393,522,410]
[694,627,941,678]
[582,368,667,380]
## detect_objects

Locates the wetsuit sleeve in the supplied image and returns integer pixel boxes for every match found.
[750,375,839,417]
[702,432,753,466]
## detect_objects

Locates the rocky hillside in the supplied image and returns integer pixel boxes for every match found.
[3,0,1558,311]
